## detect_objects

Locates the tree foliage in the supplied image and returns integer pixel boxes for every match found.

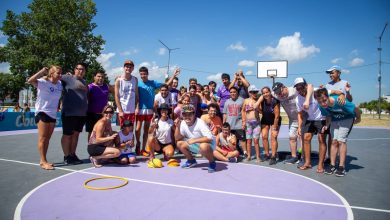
[0,0,105,98]
[0,73,26,103]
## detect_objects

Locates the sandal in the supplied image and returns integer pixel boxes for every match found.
[89,156,102,168]
[298,165,312,170]
[40,162,54,170]
[316,168,325,173]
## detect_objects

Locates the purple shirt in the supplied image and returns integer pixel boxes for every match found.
[87,83,109,113]
[217,85,230,112]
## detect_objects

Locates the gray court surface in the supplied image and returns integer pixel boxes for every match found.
[0,125,389,220]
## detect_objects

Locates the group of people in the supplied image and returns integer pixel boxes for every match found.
[29,60,360,176]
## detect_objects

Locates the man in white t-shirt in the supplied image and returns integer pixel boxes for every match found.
[295,77,327,173]
[175,104,217,173]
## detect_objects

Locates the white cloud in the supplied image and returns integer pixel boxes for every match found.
[133,61,171,80]
[258,32,320,62]
[331,58,342,64]
[238,60,255,67]
[342,69,350,74]
[350,49,359,57]
[207,73,223,81]
[120,48,138,56]
[0,43,4,47]
[158,48,167,55]
[349,57,364,67]
[227,41,247,52]
[246,70,254,75]
[97,52,115,70]
[0,62,11,73]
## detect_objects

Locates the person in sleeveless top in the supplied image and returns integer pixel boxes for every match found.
[87,105,120,168]
[213,122,239,163]
[117,120,136,164]
[27,66,63,170]
[114,60,139,127]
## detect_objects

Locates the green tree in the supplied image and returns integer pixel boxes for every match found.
[0,0,105,96]
[0,73,26,104]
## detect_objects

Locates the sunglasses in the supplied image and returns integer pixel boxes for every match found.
[104,111,114,114]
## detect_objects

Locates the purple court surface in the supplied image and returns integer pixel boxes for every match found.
[17,161,352,220]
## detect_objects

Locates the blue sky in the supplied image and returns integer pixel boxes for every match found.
[1,0,390,104]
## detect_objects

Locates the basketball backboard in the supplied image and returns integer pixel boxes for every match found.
[257,60,288,79]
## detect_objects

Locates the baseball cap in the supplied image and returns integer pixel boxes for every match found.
[272,82,284,95]
[248,85,259,92]
[182,104,195,113]
[123,60,134,67]
[122,120,133,128]
[326,65,341,74]
[293,77,307,87]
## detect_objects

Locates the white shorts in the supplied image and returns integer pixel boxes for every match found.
[331,118,354,143]
[288,121,299,139]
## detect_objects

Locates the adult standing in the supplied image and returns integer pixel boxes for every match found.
[217,73,231,113]
[86,71,111,141]
[295,77,327,173]
[115,60,139,127]
[229,70,249,99]
[136,67,179,155]
[61,62,88,165]
[223,86,246,157]
[27,66,63,170]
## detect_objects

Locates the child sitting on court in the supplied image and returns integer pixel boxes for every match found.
[213,122,239,163]
[117,120,136,164]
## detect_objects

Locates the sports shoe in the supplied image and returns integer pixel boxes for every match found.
[64,155,73,165]
[70,154,83,165]
[324,165,336,175]
[269,157,277,165]
[228,157,238,163]
[284,157,299,164]
[263,154,270,161]
[335,166,346,177]
[208,161,217,173]
[297,158,305,168]
[324,158,331,165]
[181,159,197,169]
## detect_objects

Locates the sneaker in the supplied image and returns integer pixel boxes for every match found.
[297,158,305,168]
[269,157,277,165]
[263,154,270,161]
[335,166,346,177]
[324,158,331,165]
[181,159,197,169]
[64,155,73,165]
[284,157,299,164]
[70,154,83,165]
[228,157,237,163]
[208,161,217,173]
[324,165,336,175]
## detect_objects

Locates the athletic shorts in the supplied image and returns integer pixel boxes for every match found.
[245,120,261,139]
[188,140,216,154]
[261,116,282,126]
[35,112,56,124]
[118,152,136,160]
[288,121,299,138]
[118,113,135,127]
[87,143,106,156]
[302,120,326,135]
[85,112,103,132]
[62,114,86,135]
[331,118,354,143]
[231,129,246,141]
[137,114,153,122]
[221,146,233,152]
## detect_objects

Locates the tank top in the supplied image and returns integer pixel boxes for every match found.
[118,76,137,113]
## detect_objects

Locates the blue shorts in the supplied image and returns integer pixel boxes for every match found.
[188,140,216,154]
[118,152,136,160]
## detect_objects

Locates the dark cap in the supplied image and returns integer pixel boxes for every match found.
[272,82,284,95]
[122,120,133,128]
[123,60,134,67]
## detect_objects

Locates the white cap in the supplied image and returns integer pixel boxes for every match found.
[248,84,259,92]
[293,77,306,87]
[326,65,341,73]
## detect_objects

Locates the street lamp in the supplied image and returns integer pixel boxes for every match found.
[378,22,388,119]
[159,40,180,78]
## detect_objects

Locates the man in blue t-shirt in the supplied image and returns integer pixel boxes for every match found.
[314,88,361,177]
[136,66,180,155]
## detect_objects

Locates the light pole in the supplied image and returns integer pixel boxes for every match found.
[378,22,388,119]
[159,40,180,78]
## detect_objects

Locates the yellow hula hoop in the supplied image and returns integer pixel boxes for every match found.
[84,176,129,190]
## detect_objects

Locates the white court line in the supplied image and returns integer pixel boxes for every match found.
[1,158,389,219]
